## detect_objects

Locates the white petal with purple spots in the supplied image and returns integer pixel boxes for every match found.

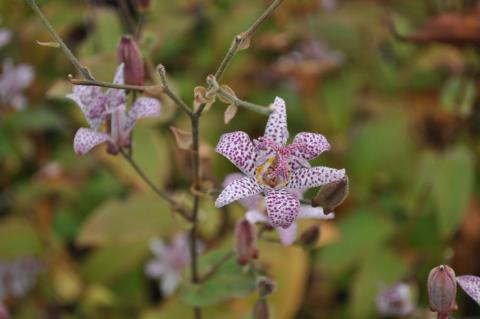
[73,128,109,155]
[216,131,259,176]
[265,189,300,228]
[292,132,330,161]
[264,96,289,146]
[457,275,480,306]
[215,176,263,208]
[287,167,346,189]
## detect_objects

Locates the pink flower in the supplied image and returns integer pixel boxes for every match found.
[376,282,415,317]
[0,29,11,48]
[145,234,202,296]
[0,59,34,110]
[215,97,345,229]
[66,64,161,155]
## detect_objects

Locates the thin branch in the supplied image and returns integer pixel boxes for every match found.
[214,0,285,82]
[200,251,235,282]
[119,149,193,222]
[25,0,95,80]
[189,115,202,319]
[207,75,272,116]
[156,65,194,117]
[69,75,156,92]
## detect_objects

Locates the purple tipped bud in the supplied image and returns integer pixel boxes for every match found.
[299,225,321,248]
[234,218,258,265]
[427,265,457,315]
[253,299,270,319]
[117,35,145,86]
[257,277,276,298]
[135,0,151,11]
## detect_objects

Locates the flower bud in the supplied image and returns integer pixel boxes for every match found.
[234,218,258,265]
[257,277,276,298]
[135,0,151,11]
[117,35,145,86]
[427,265,457,315]
[299,224,321,248]
[253,299,270,319]
[312,176,349,211]
[0,303,9,319]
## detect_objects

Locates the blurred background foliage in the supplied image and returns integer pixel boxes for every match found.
[0,0,480,318]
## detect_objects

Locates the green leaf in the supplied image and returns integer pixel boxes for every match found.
[3,108,66,132]
[77,193,178,247]
[180,250,256,307]
[0,218,43,259]
[351,250,408,319]
[319,210,394,275]
[432,146,474,238]
[440,75,462,113]
[81,241,149,284]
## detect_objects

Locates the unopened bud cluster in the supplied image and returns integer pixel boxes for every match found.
[234,218,258,265]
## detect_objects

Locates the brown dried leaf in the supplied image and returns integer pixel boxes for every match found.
[224,104,238,124]
[405,11,480,47]
[170,126,193,150]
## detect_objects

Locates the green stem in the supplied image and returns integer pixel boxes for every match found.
[25,0,95,80]
[207,75,271,115]
[156,65,194,117]
[120,149,193,222]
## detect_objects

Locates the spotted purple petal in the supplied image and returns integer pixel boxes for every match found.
[73,128,109,155]
[105,64,126,108]
[216,131,259,177]
[457,275,480,306]
[66,85,104,129]
[276,222,297,246]
[126,96,162,132]
[215,176,263,208]
[223,173,263,210]
[292,132,330,161]
[265,189,300,228]
[130,97,162,119]
[264,96,289,146]
[287,167,346,189]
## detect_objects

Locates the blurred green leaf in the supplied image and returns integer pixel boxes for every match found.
[319,210,394,275]
[81,241,149,284]
[180,249,256,307]
[351,250,408,319]
[77,193,177,247]
[0,218,43,259]
[432,146,474,238]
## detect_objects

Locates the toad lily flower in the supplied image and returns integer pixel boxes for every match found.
[0,59,34,110]
[67,64,161,155]
[145,234,203,296]
[223,173,334,246]
[215,97,345,229]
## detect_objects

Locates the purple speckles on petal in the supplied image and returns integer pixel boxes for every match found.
[265,189,300,228]
[216,131,259,177]
[292,132,330,161]
[288,167,346,189]
[73,128,110,155]
[215,176,263,208]
[457,275,480,306]
[264,96,289,146]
